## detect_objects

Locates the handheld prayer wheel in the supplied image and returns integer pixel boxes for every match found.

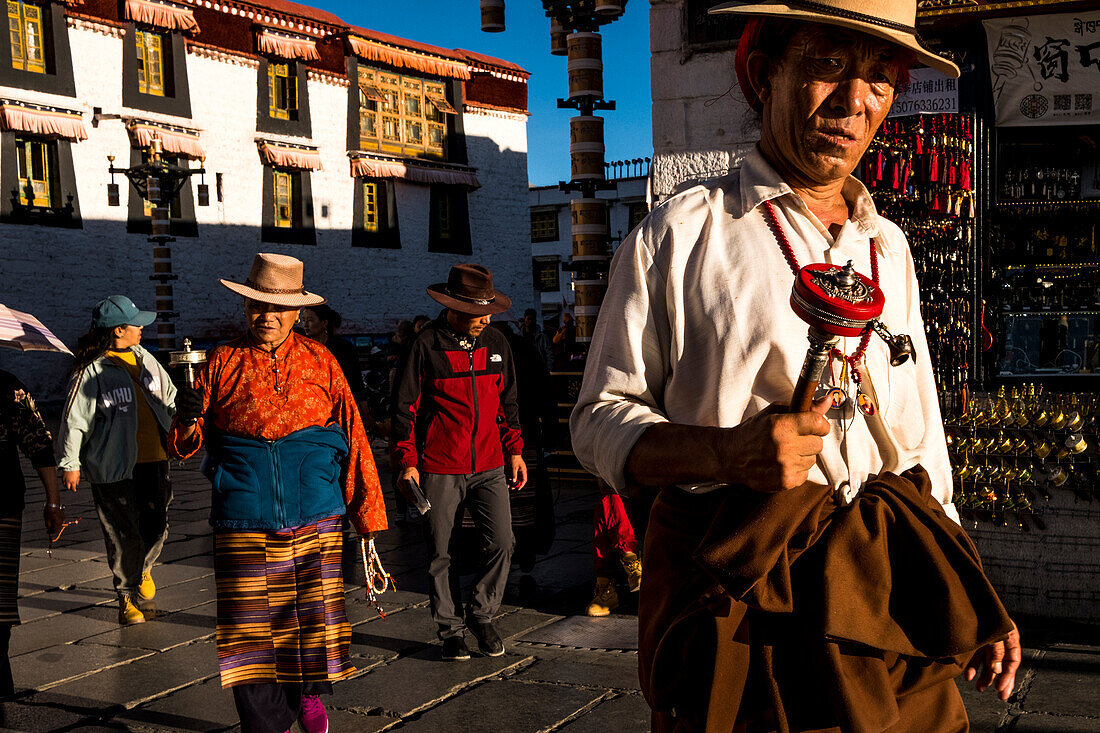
[788,261,915,413]
[169,338,208,387]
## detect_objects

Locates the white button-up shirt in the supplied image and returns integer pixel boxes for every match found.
[569,146,958,523]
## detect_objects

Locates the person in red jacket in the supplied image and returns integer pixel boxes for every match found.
[393,264,527,662]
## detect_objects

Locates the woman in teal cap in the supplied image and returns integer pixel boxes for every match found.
[57,295,177,625]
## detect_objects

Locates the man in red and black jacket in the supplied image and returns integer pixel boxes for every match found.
[393,264,527,662]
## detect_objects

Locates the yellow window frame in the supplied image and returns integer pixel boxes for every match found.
[268,61,297,120]
[15,137,52,207]
[136,30,165,96]
[363,181,379,232]
[273,170,295,228]
[358,66,448,159]
[8,0,44,73]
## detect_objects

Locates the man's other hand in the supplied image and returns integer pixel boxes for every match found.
[398,466,420,502]
[722,397,832,492]
[507,455,527,491]
[62,470,80,491]
[965,623,1021,701]
[176,386,204,425]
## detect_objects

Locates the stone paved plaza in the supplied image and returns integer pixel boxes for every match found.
[4,448,1099,732]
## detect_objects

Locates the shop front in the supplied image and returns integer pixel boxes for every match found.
[869,0,1100,622]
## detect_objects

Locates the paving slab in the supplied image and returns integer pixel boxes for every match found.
[327,648,531,717]
[0,698,97,730]
[397,678,606,732]
[80,616,216,653]
[47,640,219,709]
[1020,651,1100,718]
[1012,713,1100,732]
[512,651,640,691]
[350,606,439,656]
[322,707,394,733]
[16,587,116,623]
[955,679,1012,733]
[11,642,152,691]
[156,538,215,563]
[17,559,114,593]
[9,607,122,656]
[133,575,217,614]
[557,692,651,732]
[116,676,239,731]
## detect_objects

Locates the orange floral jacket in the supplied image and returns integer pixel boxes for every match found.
[169,332,387,535]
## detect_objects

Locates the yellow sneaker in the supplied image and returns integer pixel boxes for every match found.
[119,595,146,625]
[137,572,156,601]
[621,552,642,593]
[585,577,619,617]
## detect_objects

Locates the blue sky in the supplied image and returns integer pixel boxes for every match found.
[317,1,652,186]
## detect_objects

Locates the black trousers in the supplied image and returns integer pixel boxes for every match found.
[90,461,172,596]
[232,680,332,733]
[423,468,514,639]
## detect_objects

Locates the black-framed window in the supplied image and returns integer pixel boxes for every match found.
[353,178,400,248]
[628,201,649,231]
[530,209,558,242]
[0,131,80,227]
[0,0,75,95]
[122,25,191,117]
[261,165,315,245]
[125,148,196,237]
[257,58,311,136]
[428,184,470,254]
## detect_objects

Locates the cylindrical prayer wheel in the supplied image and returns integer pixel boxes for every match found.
[574,280,607,308]
[570,115,604,145]
[570,198,608,235]
[572,234,610,258]
[570,142,605,181]
[594,0,625,15]
[480,0,504,32]
[550,18,567,56]
[567,32,603,100]
[575,306,600,341]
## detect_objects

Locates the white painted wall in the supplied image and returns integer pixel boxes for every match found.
[0,18,530,403]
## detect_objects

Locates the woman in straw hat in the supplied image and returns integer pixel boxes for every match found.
[170,253,387,733]
[569,0,1020,731]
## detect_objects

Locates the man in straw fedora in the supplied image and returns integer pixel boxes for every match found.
[570,1,1020,730]
[170,253,387,733]
[392,264,526,662]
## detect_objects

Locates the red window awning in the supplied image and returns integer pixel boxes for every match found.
[123,0,199,33]
[255,29,319,61]
[347,35,470,80]
[128,122,205,159]
[424,92,457,115]
[0,102,87,141]
[258,141,322,171]
[349,155,480,190]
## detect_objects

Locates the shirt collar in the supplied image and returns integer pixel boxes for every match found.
[736,145,895,255]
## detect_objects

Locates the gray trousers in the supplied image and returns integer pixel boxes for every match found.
[422,468,514,639]
[90,461,173,596]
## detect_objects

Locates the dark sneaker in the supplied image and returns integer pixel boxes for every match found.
[441,636,471,661]
[470,621,505,657]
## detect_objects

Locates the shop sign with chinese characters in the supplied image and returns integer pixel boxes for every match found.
[984,11,1100,126]
[889,67,959,117]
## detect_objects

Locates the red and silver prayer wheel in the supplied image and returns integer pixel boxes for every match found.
[790,262,884,338]
[788,261,914,413]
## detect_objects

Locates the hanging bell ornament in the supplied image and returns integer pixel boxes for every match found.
[788,260,915,413]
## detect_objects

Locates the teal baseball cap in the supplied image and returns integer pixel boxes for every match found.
[91,295,157,329]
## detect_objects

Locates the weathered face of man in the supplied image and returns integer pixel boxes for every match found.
[761,27,902,187]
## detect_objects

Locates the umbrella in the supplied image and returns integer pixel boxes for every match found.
[0,304,72,354]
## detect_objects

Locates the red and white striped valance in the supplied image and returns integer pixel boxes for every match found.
[0,103,87,141]
[255,28,319,61]
[128,122,205,159]
[258,141,322,170]
[349,156,480,190]
[347,35,470,80]
[124,0,199,33]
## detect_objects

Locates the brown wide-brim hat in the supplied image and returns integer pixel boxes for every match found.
[710,0,960,78]
[427,263,512,316]
[219,252,326,308]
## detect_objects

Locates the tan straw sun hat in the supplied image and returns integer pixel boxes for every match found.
[220,252,326,308]
[710,0,960,78]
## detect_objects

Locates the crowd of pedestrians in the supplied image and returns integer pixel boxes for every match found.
[0,253,640,733]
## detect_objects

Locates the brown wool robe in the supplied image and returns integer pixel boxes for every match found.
[640,466,1014,733]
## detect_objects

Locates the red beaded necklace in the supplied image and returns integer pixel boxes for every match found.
[761,199,879,386]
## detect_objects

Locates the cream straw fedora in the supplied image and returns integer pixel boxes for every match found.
[710,0,960,78]
[220,252,326,308]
